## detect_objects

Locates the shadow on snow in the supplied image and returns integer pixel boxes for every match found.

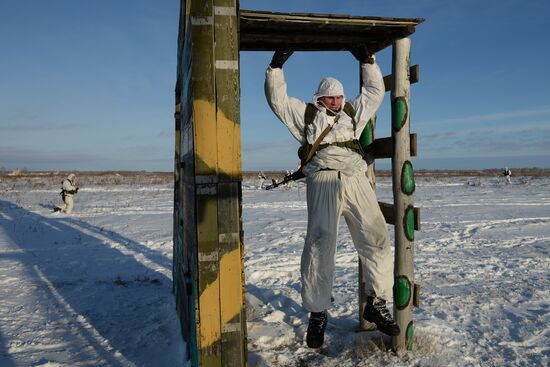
[0,199,180,366]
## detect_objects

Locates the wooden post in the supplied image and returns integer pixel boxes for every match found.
[391,37,416,351]
[174,0,246,366]
[358,59,378,329]
[213,1,247,366]
[358,114,378,331]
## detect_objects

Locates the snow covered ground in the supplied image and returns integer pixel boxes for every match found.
[0,174,548,366]
[0,179,184,367]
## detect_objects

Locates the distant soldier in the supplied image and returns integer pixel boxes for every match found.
[502,167,512,185]
[258,171,267,189]
[53,173,79,214]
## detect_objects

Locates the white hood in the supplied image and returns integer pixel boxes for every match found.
[313,77,346,107]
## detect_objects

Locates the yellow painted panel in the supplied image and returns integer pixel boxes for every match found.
[193,99,218,175]
[199,275,221,349]
[220,246,243,325]
[216,106,242,178]
[197,189,221,361]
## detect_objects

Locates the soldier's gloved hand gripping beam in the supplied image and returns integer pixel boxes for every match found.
[270,50,294,69]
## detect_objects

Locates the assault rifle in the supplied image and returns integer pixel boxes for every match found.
[264,169,305,190]
[265,116,336,191]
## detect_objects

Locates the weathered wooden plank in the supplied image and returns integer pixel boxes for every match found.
[413,283,421,307]
[192,0,218,178]
[214,0,246,364]
[189,0,224,365]
[359,109,377,331]
[368,133,417,159]
[197,187,222,367]
[383,64,419,91]
[378,202,420,230]
[215,0,241,182]
[240,10,424,25]
[174,3,200,364]
[217,183,245,367]
[183,181,199,366]
[239,10,423,52]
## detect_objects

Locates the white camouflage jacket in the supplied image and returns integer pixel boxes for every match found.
[264,63,384,177]
[62,179,78,197]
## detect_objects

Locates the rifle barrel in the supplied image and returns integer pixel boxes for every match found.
[263,169,304,190]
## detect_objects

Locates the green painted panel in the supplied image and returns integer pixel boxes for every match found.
[392,97,408,132]
[359,120,374,150]
[404,206,415,241]
[406,321,414,351]
[393,276,411,310]
[401,161,415,195]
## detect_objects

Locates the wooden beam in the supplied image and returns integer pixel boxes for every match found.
[383,64,419,91]
[369,133,417,159]
[413,283,421,307]
[239,10,424,52]
[240,10,424,26]
[378,202,420,230]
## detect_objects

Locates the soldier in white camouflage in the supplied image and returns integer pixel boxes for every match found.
[265,46,399,348]
[54,173,79,214]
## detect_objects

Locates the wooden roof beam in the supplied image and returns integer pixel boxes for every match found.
[239,10,424,53]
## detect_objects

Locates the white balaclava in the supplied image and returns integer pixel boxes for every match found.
[313,77,346,108]
[68,173,76,182]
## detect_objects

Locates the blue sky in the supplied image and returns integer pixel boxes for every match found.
[1,0,549,172]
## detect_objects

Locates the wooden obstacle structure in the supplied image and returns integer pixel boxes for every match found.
[173,1,423,365]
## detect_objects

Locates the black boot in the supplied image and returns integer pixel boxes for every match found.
[306,311,328,348]
[363,296,400,336]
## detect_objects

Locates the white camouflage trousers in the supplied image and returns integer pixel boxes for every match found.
[58,195,74,214]
[301,170,393,312]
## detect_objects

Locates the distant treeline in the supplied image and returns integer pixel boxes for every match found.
[244,168,550,179]
[1,168,549,181]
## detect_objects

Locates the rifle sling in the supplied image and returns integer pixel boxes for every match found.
[303,114,341,164]
[266,116,340,190]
